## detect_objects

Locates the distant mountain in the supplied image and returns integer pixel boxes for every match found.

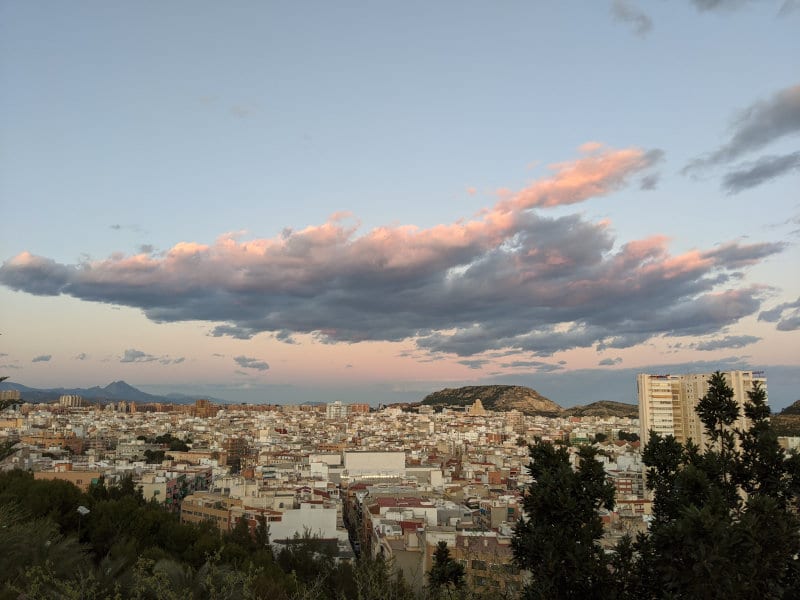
[0,380,223,405]
[421,385,562,416]
[563,400,639,419]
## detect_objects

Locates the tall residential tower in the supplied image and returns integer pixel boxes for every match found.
[637,370,766,447]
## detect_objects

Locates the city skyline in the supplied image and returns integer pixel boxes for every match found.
[1,2,798,408]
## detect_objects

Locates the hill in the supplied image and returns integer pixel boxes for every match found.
[421,385,561,416]
[771,399,800,437]
[563,400,638,419]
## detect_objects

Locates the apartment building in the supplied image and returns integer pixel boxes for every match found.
[637,370,766,446]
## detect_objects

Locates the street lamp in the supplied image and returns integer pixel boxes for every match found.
[77,505,90,540]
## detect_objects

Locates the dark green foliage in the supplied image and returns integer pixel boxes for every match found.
[144,449,166,463]
[427,540,465,594]
[512,441,615,600]
[635,372,800,600]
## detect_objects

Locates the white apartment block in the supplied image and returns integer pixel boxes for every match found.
[637,370,766,447]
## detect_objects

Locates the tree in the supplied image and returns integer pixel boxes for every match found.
[427,540,464,596]
[636,373,800,600]
[512,441,615,600]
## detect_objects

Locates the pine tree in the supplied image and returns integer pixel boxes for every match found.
[637,372,800,600]
[427,540,464,597]
[511,441,614,600]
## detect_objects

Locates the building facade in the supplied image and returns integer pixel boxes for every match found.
[637,370,766,447]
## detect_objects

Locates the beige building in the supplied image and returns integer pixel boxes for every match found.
[637,370,766,447]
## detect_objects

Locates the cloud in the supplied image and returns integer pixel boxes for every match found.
[159,356,185,365]
[639,173,660,190]
[500,360,564,372]
[722,151,800,193]
[0,364,21,370]
[692,334,761,351]
[0,144,782,358]
[599,357,623,366]
[688,0,799,13]
[611,0,653,36]
[32,354,51,363]
[458,359,490,370]
[230,105,254,118]
[275,330,298,344]
[684,83,800,175]
[74,353,89,360]
[120,349,158,363]
[234,355,270,371]
[759,296,800,331]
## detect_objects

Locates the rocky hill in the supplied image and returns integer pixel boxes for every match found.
[421,385,561,416]
[771,399,800,437]
[563,400,638,419]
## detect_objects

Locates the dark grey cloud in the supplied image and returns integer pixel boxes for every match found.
[639,173,660,190]
[121,349,158,363]
[684,83,800,176]
[759,296,800,331]
[458,359,490,370]
[0,147,782,358]
[690,0,748,10]
[611,0,653,36]
[689,0,795,14]
[32,355,51,363]
[234,355,269,371]
[722,151,800,193]
[139,244,155,254]
[693,334,761,351]
[275,330,298,344]
[500,360,564,373]
[74,353,89,360]
[598,357,623,366]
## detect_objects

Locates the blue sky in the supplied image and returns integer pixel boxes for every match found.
[1,1,798,408]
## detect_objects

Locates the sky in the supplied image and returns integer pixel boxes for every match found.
[1,1,798,409]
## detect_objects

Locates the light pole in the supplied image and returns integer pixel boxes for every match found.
[77,505,90,540]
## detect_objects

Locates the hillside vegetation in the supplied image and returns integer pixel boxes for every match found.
[562,401,638,419]
[421,385,561,416]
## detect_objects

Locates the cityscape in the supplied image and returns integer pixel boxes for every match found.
[1,1,798,598]
[1,369,798,597]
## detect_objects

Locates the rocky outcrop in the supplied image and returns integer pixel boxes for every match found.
[421,385,562,416]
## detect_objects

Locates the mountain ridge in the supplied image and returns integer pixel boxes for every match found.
[0,380,224,405]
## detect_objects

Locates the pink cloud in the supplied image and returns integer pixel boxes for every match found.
[0,143,779,357]
[500,145,663,211]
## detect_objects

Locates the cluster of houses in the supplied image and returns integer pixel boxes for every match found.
[0,395,646,594]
